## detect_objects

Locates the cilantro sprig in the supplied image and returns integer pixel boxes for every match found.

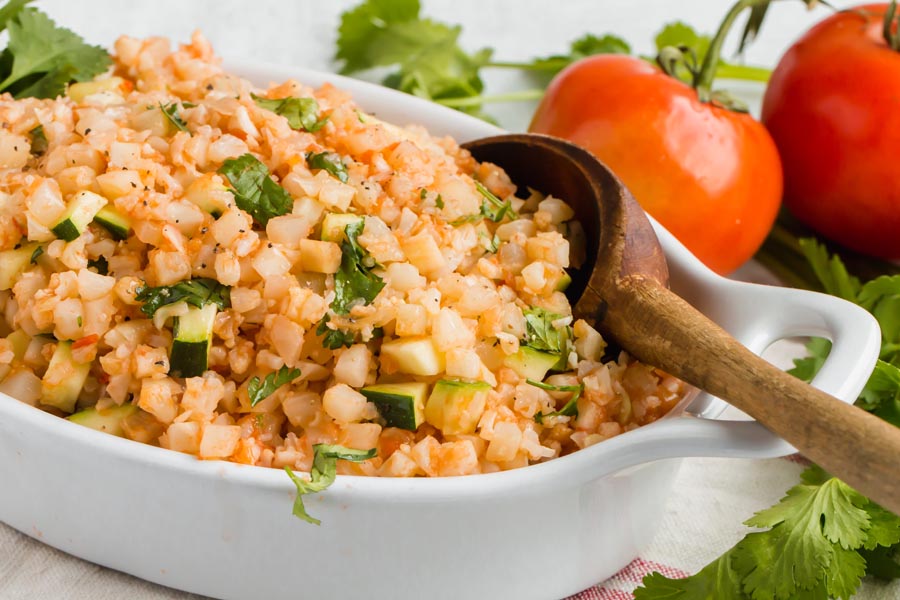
[248,366,301,407]
[135,278,231,318]
[253,94,329,132]
[527,379,583,423]
[332,220,385,315]
[315,315,356,350]
[306,151,349,183]
[0,1,111,100]
[218,153,293,227]
[635,239,900,598]
[158,101,192,133]
[523,307,571,355]
[285,444,377,525]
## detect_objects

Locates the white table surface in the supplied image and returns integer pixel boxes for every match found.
[3,1,898,599]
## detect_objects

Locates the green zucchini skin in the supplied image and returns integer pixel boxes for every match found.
[93,205,132,240]
[169,304,217,378]
[361,382,429,430]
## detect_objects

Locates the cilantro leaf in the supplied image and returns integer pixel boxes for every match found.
[523,33,631,77]
[475,180,516,222]
[332,220,385,315]
[0,0,31,33]
[28,123,47,155]
[159,101,189,133]
[523,307,571,355]
[29,244,42,264]
[135,278,230,317]
[247,366,301,407]
[218,153,293,227]
[284,443,376,525]
[798,238,860,302]
[787,337,831,383]
[306,151,349,183]
[635,550,744,600]
[335,0,494,120]
[0,7,111,99]
[527,379,582,423]
[860,545,900,580]
[87,256,108,275]
[252,94,328,132]
[315,315,356,350]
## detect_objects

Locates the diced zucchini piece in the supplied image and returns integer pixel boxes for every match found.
[424,379,491,435]
[361,382,429,430]
[169,303,217,378]
[380,337,445,376]
[41,341,91,413]
[93,205,132,240]
[184,174,231,217]
[51,190,107,242]
[5,330,30,361]
[556,272,572,292]
[320,213,363,242]
[504,347,562,382]
[67,77,126,103]
[0,243,38,290]
[68,403,138,437]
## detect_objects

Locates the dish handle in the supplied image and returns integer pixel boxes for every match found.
[640,282,881,461]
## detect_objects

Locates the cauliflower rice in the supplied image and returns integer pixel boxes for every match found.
[0,33,686,477]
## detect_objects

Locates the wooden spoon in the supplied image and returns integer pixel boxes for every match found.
[462,133,900,514]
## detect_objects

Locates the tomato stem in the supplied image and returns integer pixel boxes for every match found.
[694,0,771,102]
[884,0,900,50]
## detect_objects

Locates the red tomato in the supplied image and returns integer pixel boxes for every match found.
[529,55,783,274]
[762,4,900,259]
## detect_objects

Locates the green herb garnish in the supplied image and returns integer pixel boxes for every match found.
[252,93,328,132]
[315,315,356,350]
[248,366,301,407]
[29,244,42,263]
[28,123,47,155]
[527,379,583,423]
[218,153,293,227]
[0,2,111,100]
[332,220,385,315]
[523,307,571,355]
[435,194,444,209]
[135,278,230,318]
[306,151,349,183]
[159,101,190,133]
[285,444,377,525]
[87,255,108,275]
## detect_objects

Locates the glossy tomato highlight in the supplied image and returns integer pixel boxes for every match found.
[529,55,783,275]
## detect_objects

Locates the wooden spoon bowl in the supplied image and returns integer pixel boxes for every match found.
[463,133,900,513]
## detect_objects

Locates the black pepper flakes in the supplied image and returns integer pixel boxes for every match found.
[84,128,91,135]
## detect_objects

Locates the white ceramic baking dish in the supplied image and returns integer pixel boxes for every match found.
[0,62,882,600]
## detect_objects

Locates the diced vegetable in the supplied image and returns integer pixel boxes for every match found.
[41,341,91,413]
[168,304,217,378]
[50,190,107,241]
[0,243,39,290]
[503,346,561,382]
[68,403,138,437]
[92,204,132,240]
[424,379,491,435]
[361,382,429,430]
[381,337,445,376]
[320,212,363,242]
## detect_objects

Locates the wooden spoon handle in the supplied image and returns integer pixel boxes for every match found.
[605,275,900,513]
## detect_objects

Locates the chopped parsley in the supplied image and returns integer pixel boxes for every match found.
[306,151,349,183]
[331,220,385,315]
[316,315,356,350]
[248,366,301,407]
[28,124,47,155]
[218,153,293,227]
[252,93,328,132]
[158,101,191,133]
[134,278,230,318]
[285,444,377,525]
[527,379,583,423]
[29,244,42,263]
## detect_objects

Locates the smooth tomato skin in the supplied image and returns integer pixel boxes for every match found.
[529,55,783,274]
[762,4,900,259]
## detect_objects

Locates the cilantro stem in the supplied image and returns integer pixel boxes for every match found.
[714,63,772,82]
[435,89,545,108]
